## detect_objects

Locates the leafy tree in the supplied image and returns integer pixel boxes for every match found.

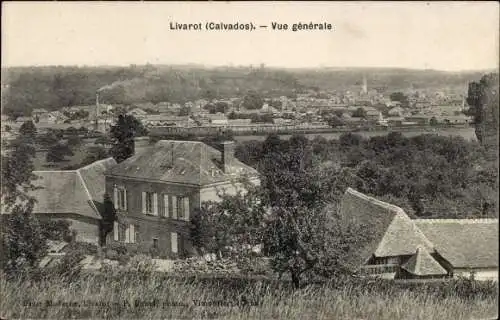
[95,135,112,146]
[109,114,147,163]
[264,203,368,288]
[0,201,47,276]
[99,193,116,246]
[326,115,346,127]
[390,92,410,108]
[351,107,367,118]
[67,135,81,147]
[19,120,37,141]
[39,219,74,242]
[466,73,499,151]
[0,136,47,276]
[81,146,109,167]
[37,131,60,148]
[46,143,74,163]
[1,137,37,207]
[228,111,237,120]
[191,183,266,258]
[242,91,264,110]
[178,106,191,116]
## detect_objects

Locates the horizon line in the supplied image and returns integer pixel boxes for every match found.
[1,63,498,74]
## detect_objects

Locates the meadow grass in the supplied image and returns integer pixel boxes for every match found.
[1,272,498,320]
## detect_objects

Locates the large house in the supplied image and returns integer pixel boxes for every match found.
[340,188,498,281]
[28,158,117,244]
[104,140,260,258]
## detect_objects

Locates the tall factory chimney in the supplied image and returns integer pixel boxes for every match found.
[362,74,368,95]
[95,92,100,131]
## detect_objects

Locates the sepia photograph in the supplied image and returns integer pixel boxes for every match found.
[1,1,498,319]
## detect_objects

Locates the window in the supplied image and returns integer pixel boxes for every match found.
[387,257,399,265]
[142,192,158,215]
[177,197,190,221]
[125,224,135,243]
[113,186,127,210]
[163,194,169,217]
[171,232,178,254]
[171,196,177,219]
[113,222,119,241]
[153,238,158,249]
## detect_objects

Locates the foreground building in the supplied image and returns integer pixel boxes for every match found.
[340,188,498,281]
[104,140,260,258]
[28,158,117,244]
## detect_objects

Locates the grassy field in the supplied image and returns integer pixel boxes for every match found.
[1,272,497,320]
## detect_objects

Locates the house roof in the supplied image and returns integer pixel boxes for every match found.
[414,219,499,269]
[339,188,434,268]
[30,158,117,219]
[106,140,259,186]
[31,171,99,219]
[402,247,448,276]
[32,108,48,113]
[78,158,117,201]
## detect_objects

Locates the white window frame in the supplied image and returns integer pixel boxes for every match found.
[177,196,190,221]
[124,224,135,244]
[177,197,184,219]
[113,186,127,211]
[143,191,158,216]
[171,232,178,254]
[163,194,169,217]
[183,197,190,221]
[113,221,119,241]
[171,196,177,219]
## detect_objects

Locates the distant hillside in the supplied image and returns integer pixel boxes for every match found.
[288,67,490,92]
[0,65,491,117]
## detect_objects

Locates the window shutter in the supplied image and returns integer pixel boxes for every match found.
[125,225,130,243]
[142,192,146,214]
[184,197,190,221]
[113,222,119,241]
[113,187,118,209]
[130,224,135,243]
[163,194,169,217]
[123,188,128,210]
[172,196,177,219]
[171,232,178,254]
[153,193,158,216]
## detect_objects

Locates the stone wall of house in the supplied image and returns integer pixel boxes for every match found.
[120,215,192,258]
[106,177,200,218]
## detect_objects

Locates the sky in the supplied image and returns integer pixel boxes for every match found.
[2,1,499,71]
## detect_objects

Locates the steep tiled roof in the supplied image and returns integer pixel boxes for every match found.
[106,140,259,186]
[77,158,117,201]
[339,188,434,268]
[414,219,499,269]
[402,247,448,276]
[30,158,116,219]
[31,171,99,219]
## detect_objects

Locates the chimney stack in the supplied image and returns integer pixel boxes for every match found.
[220,141,235,174]
[95,92,100,130]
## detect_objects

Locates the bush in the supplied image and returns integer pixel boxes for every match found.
[126,255,156,274]
[104,242,130,265]
[50,243,87,280]
[39,220,73,242]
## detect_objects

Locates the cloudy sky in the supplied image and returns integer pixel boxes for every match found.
[2,1,498,71]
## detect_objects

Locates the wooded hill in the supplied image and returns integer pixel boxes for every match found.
[1,65,490,117]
